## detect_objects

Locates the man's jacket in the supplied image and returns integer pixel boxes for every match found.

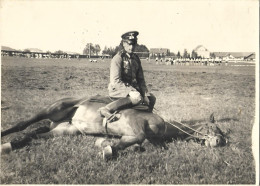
[108,51,148,98]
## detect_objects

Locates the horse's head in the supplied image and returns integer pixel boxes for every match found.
[162,113,227,147]
[204,134,225,147]
[196,123,226,147]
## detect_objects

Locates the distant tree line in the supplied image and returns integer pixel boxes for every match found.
[45,43,202,59]
[82,43,150,58]
[102,46,118,57]
[102,44,150,58]
[175,49,203,59]
[83,43,101,56]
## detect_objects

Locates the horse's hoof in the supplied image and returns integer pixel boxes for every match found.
[1,143,12,154]
[102,145,113,160]
[162,146,169,150]
[95,138,106,148]
[133,145,146,152]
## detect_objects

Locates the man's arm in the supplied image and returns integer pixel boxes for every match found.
[135,57,148,97]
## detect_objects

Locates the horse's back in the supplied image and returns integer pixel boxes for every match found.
[71,95,165,138]
[70,96,132,136]
[117,109,166,137]
[71,97,106,134]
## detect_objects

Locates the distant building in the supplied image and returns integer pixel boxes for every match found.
[193,45,210,58]
[1,46,81,59]
[25,48,43,53]
[150,48,170,58]
[211,52,254,61]
[2,46,17,51]
[244,53,255,61]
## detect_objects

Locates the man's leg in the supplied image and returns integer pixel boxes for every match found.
[99,91,143,120]
[99,97,132,119]
[147,93,156,112]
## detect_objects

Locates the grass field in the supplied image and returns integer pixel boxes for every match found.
[1,56,256,184]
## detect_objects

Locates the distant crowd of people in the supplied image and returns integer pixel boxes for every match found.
[1,50,113,60]
[2,50,230,66]
[155,57,228,66]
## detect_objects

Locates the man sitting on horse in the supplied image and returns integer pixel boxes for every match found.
[99,31,156,122]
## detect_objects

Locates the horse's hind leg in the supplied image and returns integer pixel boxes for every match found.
[1,122,80,154]
[1,126,51,154]
[1,97,81,137]
[44,122,81,137]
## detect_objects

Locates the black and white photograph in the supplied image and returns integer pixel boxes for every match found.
[0,0,259,184]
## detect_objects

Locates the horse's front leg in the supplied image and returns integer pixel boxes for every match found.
[113,134,146,150]
[147,136,169,150]
[102,133,146,160]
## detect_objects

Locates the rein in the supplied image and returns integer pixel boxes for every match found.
[152,109,210,140]
[165,119,225,142]
[165,120,209,140]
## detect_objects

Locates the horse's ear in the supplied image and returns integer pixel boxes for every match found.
[210,113,215,123]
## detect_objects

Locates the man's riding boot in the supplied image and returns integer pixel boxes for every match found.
[99,97,133,121]
[147,93,156,112]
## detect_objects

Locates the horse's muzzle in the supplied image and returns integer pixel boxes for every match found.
[205,135,226,147]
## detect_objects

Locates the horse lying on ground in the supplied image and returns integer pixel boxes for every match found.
[1,95,226,159]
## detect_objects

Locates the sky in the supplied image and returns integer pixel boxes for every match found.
[0,0,258,54]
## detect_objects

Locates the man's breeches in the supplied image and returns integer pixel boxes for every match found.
[128,91,156,110]
[128,91,143,105]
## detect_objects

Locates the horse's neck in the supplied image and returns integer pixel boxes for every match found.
[164,121,202,138]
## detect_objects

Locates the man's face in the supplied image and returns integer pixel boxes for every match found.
[123,41,136,54]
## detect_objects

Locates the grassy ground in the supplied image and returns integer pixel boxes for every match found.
[1,56,256,184]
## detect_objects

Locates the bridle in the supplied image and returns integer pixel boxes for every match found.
[165,119,212,140]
